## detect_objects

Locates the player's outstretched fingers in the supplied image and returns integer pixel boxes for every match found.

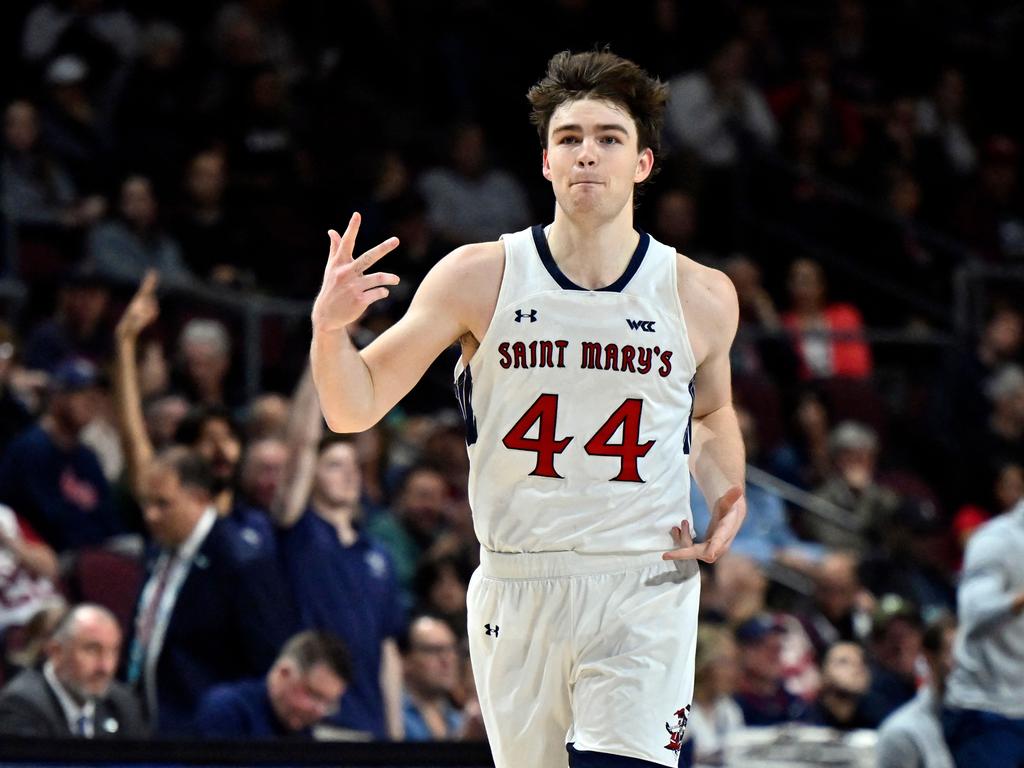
[339,212,361,260]
[354,237,400,273]
[360,272,401,292]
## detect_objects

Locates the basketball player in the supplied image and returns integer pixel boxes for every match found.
[310,51,746,768]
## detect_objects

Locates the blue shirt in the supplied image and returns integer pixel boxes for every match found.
[278,509,405,739]
[227,502,277,557]
[0,425,119,551]
[691,481,824,566]
[402,692,464,741]
[194,678,304,739]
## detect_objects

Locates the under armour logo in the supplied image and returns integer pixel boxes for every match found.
[627,319,656,332]
[484,624,500,637]
[514,309,538,323]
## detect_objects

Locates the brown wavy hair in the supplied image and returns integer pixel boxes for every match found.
[527,50,668,167]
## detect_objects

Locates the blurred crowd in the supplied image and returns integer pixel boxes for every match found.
[0,0,1023,762]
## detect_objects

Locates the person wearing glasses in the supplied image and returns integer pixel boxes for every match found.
[194,630,351,739]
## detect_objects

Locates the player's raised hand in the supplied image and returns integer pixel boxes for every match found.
[116,270,160,343]
[663,485,745,564]
[312,212,401,333]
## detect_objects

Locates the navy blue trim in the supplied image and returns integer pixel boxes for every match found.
[682,375,696,454]
[566,743,669,767]
[531,224,650,293]
[454,366,478,446]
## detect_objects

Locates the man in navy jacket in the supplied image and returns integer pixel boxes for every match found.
[125,447,296,735]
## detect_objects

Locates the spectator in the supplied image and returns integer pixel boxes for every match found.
[172,319,237,408]
[412,556,470,642]
[798,551,872,659]
[0,358,121,552]
[916,67,976,178]
[732,613,812,726]
[782,258,872,381]
[861,497,956,616]
[691,405,824,569]
[0,503,61,642]
[126,447,295,734]
[1,99,104,231]
[864,594,923,723]
[400,615,465,741]
[943,499,1024,767]
[246,394,291,441]
[37,55,114,195]
[687,624,744,765]
[418,121,532,245]
[272,422,405,741]
[877,613,956,768]
[143,394,189,452]
[955,136,1024,262]
[171,150,250,287]
[807,421,900,553]
[0,604,147,738]
[368,464,451,605]
[664,36,777,168]
[22,265,112,374]
[87,175,191,285]
[194,630,351,740]
[238,437,288,513]
[809,641,876,730]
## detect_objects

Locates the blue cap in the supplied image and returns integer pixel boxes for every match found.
[51,358,100,392]
[735,614,785,645]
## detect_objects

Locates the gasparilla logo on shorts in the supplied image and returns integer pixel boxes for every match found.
[664,704,691,752]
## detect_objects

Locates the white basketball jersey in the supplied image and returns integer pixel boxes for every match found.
[455,225,697,555]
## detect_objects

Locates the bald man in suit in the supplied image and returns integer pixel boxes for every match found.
[0,603,148,738]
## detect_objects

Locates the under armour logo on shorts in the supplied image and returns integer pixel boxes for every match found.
[485,623,500,637]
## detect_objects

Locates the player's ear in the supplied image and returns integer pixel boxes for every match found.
[542,148,552,181]
[634,147,654,184]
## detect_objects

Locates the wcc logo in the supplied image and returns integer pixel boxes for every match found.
[627,319,656,332]
[664,705,691,753]
[515,309,538,323]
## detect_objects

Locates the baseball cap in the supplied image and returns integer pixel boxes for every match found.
[50,358,100,392]
[735,613,786,645]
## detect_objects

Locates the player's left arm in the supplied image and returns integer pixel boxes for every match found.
[664,262,746,564]
[380,638,404,740]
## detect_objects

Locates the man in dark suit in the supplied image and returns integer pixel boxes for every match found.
[0,603,148,738]
[126,447,295,735]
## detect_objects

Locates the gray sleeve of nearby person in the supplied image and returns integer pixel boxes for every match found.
[958,529,1016,636]
[876,723,923,768]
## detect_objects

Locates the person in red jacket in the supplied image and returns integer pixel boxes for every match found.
[782,258,872,380]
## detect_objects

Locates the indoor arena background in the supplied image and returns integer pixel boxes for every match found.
[0,1,1022,766]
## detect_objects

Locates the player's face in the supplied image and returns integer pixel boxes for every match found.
[542,98,653,222]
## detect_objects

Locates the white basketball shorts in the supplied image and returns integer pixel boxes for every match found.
[467,549,701,768]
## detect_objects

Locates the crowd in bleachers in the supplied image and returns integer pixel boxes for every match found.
[0,0,1022,761]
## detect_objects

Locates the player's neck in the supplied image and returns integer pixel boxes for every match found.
[547,205,639,290]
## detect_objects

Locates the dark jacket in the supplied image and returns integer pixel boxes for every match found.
[128,517,296,735]
[0,668,148,738]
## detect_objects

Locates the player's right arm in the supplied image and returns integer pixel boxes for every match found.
[311,212,497,432]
